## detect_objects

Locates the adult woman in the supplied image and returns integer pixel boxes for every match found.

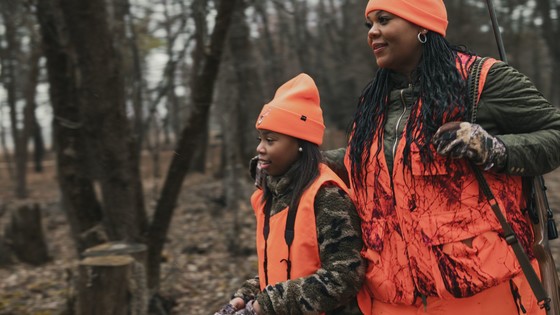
[215,73,365,315]
[326,0,560,314]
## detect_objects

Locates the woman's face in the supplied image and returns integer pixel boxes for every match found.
[256,130,300,177]
[366,10,425,75]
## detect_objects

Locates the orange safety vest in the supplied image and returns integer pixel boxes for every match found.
[251,163,350,290]
[345,55,535,309]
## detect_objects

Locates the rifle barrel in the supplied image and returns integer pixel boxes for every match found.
[485,0,508,63]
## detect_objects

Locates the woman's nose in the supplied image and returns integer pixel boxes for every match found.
[368,24,379,38]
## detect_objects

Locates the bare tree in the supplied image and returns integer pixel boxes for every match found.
[229,0,265,161]
[36,0,105,253]
[0,1,40,199]
[59,0,147,240]
[147,0,238,290]
[535,0,560,106]
[37,0,148,249]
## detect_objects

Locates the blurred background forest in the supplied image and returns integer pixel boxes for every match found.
[0,0,559,314]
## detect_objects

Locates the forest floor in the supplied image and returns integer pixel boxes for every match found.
[0,150,258,315]
[1,150,560,315]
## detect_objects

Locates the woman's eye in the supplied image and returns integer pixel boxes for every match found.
[378,16,390,24]
[364,21,373,29]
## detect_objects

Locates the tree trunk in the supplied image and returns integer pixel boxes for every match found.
[32,116,45,173]
[0,121,15,180]
[147,0,238,290]
[58,0,147,241]
[0,236,15,267]
[536,0,560,107]
[4,202,50,265]
[229,0,265,162]
[36,0,105,254]
[0,2,27,198]
[17,29,42,193]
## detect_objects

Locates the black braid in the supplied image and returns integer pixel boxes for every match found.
[349,32,474,192]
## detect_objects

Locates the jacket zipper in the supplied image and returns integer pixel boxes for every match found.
[391,87,409,163]
[391,85,428,309]
[389,87,410,203]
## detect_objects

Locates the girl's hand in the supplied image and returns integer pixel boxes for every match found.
[233,299,259,315]
[252,300,262,314]
[230,297,245,310]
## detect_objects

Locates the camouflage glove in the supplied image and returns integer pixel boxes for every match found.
[433,121,507,171]
[249,156,266,189]
[233,300,257,315]
[214,303,236,315]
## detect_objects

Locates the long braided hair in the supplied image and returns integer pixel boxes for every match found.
[348,32,474,192]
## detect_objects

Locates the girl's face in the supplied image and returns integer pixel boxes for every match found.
[256,130,300,177]
[366,10,425,75]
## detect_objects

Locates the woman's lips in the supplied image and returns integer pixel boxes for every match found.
[372,43,387,54]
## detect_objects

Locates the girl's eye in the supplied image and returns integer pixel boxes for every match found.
[364,21,373,29]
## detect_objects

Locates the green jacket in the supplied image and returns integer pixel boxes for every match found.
[324,61,560,178]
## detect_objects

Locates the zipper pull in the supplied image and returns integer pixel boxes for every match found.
[421,294,428,312]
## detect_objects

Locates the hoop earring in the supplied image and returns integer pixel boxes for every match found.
[298,147,303,152]
[417,32,427,44]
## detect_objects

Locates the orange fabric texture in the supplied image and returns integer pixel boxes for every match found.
[365,267,545,315]
[251,164,349,289]
[365,0,448,36]
[345,55,535,312]
[255,73,325,145]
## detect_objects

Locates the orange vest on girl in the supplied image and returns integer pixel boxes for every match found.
[345,55,535,307]
[251,163,350,290]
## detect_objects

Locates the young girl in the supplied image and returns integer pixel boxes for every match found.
[215,73,365,315]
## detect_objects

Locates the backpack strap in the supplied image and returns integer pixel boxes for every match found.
[467,57,551,311]
[467,57,496,123]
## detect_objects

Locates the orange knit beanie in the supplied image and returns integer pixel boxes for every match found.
[365,0,448,36]
[255,73,325,146]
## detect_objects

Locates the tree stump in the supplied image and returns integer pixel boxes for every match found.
[83,241,147,265]
[3,202,50,265]
[0,236,14,267]
[77,242,148,315]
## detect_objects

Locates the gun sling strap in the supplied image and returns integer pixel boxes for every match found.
[468,57,551,310]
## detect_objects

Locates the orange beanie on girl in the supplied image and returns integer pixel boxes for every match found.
[255,73,325,146]
[365,0,448,36]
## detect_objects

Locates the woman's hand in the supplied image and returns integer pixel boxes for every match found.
[433,121,507,170]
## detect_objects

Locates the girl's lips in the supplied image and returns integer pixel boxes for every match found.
[258,160,270,169]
